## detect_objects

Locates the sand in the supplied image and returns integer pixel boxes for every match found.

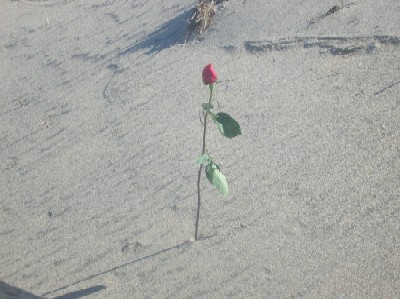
[1,0,399,298]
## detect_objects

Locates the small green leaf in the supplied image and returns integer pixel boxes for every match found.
[208,110,217,121]
[202,103,213,112]
[215,112,242,138]
[205,162,219,183]
[205,164,213,184]
[205,162,229,196]
[196,154,210,165]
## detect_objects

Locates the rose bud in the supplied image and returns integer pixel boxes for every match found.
[202,64,218,85]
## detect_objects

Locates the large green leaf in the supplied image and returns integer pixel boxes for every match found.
[205,163,229,197]
[215,112,242,138]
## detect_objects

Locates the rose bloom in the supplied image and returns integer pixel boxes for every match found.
[202,64,217,85]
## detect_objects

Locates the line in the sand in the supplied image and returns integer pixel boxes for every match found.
[373,80,400,96]
[41,240,192,297]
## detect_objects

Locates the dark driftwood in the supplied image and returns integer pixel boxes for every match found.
[185,0,228,43]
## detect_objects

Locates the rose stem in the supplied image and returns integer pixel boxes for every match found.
[195,84,214,241]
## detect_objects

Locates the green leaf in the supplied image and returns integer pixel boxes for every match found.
[205,162,219,184]
[215,112,242,138]
[202,103,213,112]
[196,154,210,165]
[205,164,213,184]
[208,110,217,121]
[205,163,229,196]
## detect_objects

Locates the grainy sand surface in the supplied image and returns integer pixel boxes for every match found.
[1,0,399,298]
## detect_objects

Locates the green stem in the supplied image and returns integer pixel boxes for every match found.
[195,84,214,241]
[208,84,214,104]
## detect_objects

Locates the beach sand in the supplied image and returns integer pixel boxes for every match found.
[1,0,399,298]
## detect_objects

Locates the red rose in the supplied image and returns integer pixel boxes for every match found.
[202,64,217,85]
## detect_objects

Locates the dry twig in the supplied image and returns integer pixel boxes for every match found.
[185,0,228,43]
